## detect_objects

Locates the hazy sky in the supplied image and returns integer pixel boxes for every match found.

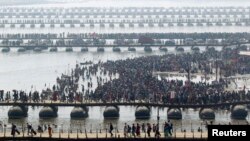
[1,0,250,7]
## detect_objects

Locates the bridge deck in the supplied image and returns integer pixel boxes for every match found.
[0,100,249,108]
[0,131,207,140]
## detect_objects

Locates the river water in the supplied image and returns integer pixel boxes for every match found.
[0,0,250,134]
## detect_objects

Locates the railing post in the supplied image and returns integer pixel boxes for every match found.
[85,129,88,139]
[59,130,61,139]
[105,128,107,138]
[22,124,24,137]
[193,130,194,139]
[115,127,117,138]
[201,129,202,138]
[77,129,79,139]
[184,130,186,139]
[175,128,176,138]
[68,130,70,139]
[4,124,6,137]
[99,124,101,133]
[90,124,92,133]
[96,128,98,139]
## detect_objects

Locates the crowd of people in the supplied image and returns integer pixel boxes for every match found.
[1,50,250,105]
[9,121,174,138]
[10,123,53,137]
[118,121,173,138]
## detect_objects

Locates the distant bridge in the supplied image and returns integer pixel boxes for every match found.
[0,42,247,49]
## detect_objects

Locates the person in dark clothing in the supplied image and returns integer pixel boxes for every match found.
[11,123,16,137]
[11,123,19,137]
[147,123,152,137]
[27,123,32,135]
[109,123,113,137]
[132,124,136,137]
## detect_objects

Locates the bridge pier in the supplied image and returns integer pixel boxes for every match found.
[103,106,119,118]
[8,106,28,119]
[135,106,151,119]
[231,105,248,120]
[70,106,89,118]
[199,108,215,120]
[167,108,182,120]
[39,106,58,118]
[175,46,184,52]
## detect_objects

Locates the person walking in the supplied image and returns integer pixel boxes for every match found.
[109,123,113,137]
[11,123,16,137]
[48,125,52,138]
[147,123,152,137]
[136,123,141,137]
[123,123,128,138]
[164,122,169,138]
[127,125,131,137]
[27,123,31,135]
[155,124,161,138]
[132,124,136,137]
[141,123,145,133]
